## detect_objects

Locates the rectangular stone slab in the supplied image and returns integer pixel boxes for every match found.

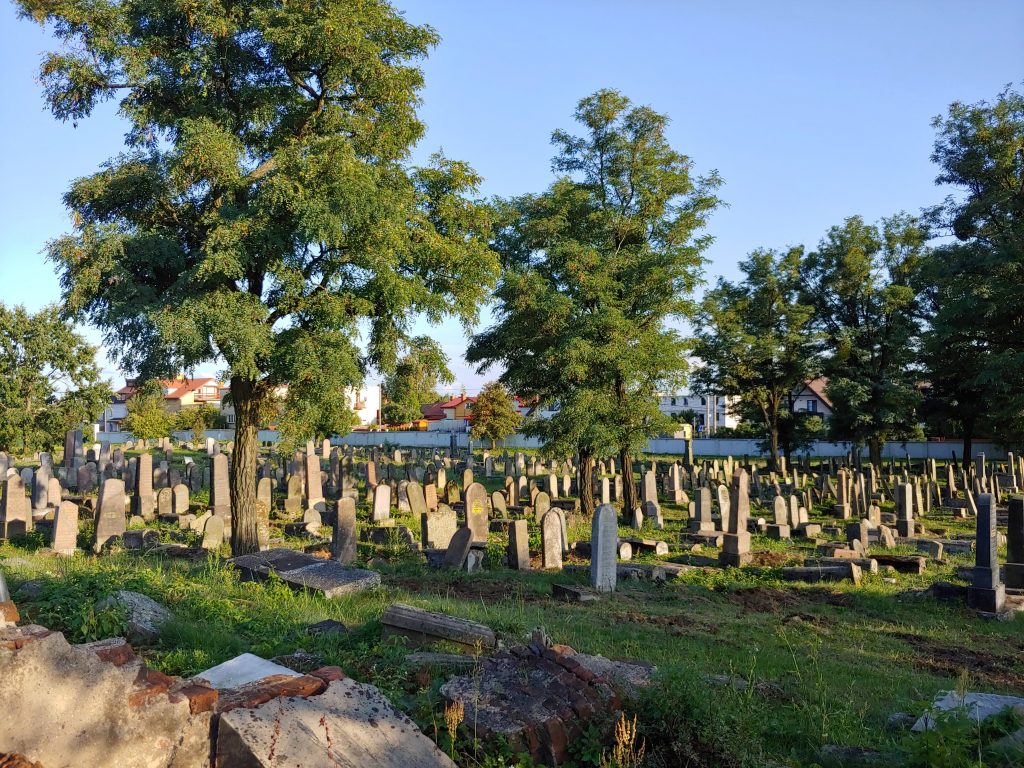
[230,548,381,598]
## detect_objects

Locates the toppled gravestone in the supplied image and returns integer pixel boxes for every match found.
[440,643,654,766]
[231,547,381,597]
[96,590,172,643]
[217,676,457,768]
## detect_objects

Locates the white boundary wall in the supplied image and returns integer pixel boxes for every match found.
[96,430,1005,460]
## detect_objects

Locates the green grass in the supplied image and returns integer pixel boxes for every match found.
[2,458,1022,767]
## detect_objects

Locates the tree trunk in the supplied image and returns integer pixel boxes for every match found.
[578,448,595,517]
[868,437,883,470]
[769,426,780,473]
[962,422,974,472]
[230,376,262,556]
[619,447,638,519]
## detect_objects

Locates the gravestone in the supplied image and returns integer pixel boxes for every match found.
[407,481,427,518]
[507,519,531,570]
[422,504,458,550]
[465,482,489,543]
[716,483,731,532]
[304,454,324,506]
[1,475,31,538]
[689,487,714,532]
[32,463,52,511]
[641,470,657,507]
[210,453,231,518]
[371,484,391,522]
[442,527,474,570]
[541,511,563,570]
[534,491,551,521]
[590,504,617,592]
[720,470,752,567]
[424,483,438,512]
[51,500,79,556]
[332,497,357,565]
[202,515,225,550]
[94,478,126,552]
[896,483,914,538]
[156,487,174,517]
[967,493,1005,613]
[257,477,272,514]
[643,500,663,530]
[491,491,507,517]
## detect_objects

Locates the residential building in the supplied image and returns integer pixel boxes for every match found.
[99,377,223,432]
[791,377,833,419]
[219,383,381,429]
[658,392,739,434]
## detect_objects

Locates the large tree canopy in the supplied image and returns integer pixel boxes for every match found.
[21,0,498,553]
[381,337,453,426]
[0,303,110,455]
[802,214,927,465]
[693,247,819,469]
[920,85,1024,453]
[467,89,721,515]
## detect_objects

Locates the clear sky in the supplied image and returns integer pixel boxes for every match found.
[1,0,1021,393]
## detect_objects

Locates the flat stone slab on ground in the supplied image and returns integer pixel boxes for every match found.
[217,677,456,768]
[230,548,381,598]
[913,691,1024,732]
[195,652,300,689]
[95,590,171,643]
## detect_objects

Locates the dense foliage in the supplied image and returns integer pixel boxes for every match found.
[470,381,521,448]
[381,338,454,426]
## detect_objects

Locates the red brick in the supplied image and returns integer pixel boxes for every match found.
[0,627,52,651]
[573,665,597,684]
[178,684,219,714]
[0,601,19,624]
[310,666,347,684]
[80,637,137,667]
[541,716,569,764]
[129,667,176,708]
[217,674,326,713]
[550,643,576,656]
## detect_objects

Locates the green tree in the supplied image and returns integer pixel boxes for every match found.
[470,381,521,448]
[0,303,111,454]
[920,85,1024,457]
[381,338,453,426]
[468,90,722,516]
[693,247,819,470]
[802,215,927,466]
[21,0,498,554]
[124,380,174,440]
[175,403,220,443]
[276,382,356,453]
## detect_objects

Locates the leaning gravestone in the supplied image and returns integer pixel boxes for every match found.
[51,500,79,557]
[442,527,474,570]
[332,497,357,565]
[407,480,427,518]
[94,478,127,552]
[590,504,617,592]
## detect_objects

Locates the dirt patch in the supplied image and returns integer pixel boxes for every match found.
[612,610,720,636]
[751,551,800,567]
[886,631,1024,691]
[387,575,549,604]
[725,586,853,614]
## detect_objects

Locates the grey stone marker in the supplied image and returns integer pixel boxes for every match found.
[689,487,714,532]
[1,475,31,538]
[94,478,127,552]
[507,519,531,570]
[202,514,225,550]
[171,483,189,515]
[257,477,272,513]
[32,463,52,511]
[541,510,563,570]
[132,453,156,521]
[590,504,617,592]
[422,504,458,550]
[156,487,173,517]
[210,453,231,518]
[720,470,752,567]
[534,490,551,522]
[51,500,79,556]
[371,484,391,522]
[465,482,489,543]
[1006,496,1024,589]
[491,490,507,517]
[332,497,357,565]
[967,493,1005,613]
[407,480,427,517]
[896,483,914,538]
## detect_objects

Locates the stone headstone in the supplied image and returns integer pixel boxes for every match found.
[541,511,563,570]
[507,519,531,570]
[590,504,617,592]
[371,484,391,523]
[1006,495,1024,589]
[202,514,225,550]
[422,504,458,550]
[967,493,1005,613]
[464,482,488,543]
[51,500,79,556]
[94,478,127,552]
[332,497,357,565]
[209,453,230,518]
[442,527,474,570]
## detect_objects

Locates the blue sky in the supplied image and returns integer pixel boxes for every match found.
[1,1,1021,392]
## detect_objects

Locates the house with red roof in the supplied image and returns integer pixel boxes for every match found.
[791,377,833,418]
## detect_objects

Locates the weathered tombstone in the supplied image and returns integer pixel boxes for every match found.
[32,463,52,511]
[491,490,507,517]
[716,483,731,532]
[406,480,427,519]
[643,500,663,530]
[93,478,126,552]
[257,477,272,514]
[534,490,551,522]
[422,504,458,550]
[210,453,231,518]
[371,484,391,522]
[507,519,531,570]
[328,497,358,565]
[424,483,438,512]
[156,487,174,517]
[590,504,617,592]
[50,500,79,556]
[641,470,658,507]
[967,493,1005,613]
[720,470,752,567]
[465,482,489,543]
[442,527,473,570]
[304,454,324,506]
[462,468,474,490]
[896,483,914,538]
[1,475,31,538]
[201,514,225,550]
[689,487,714,532]
[541,511,563,570]
[47,477,63,508]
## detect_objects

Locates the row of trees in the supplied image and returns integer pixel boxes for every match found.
[695,86,1023,471]
[0,303,109,455]
[19,0,1020,551]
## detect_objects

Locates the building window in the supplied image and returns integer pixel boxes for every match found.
[807,400,817,413]
[700,397,707,406]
